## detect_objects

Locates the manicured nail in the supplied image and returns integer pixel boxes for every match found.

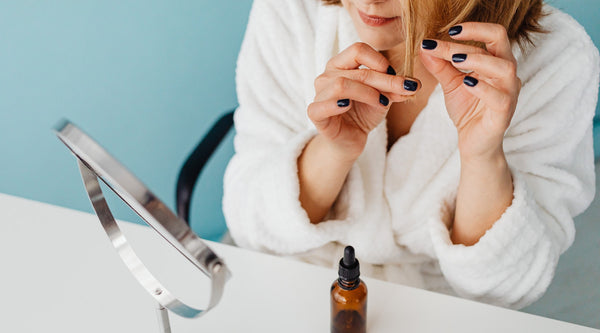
[449,25,463,36]
[387,65,396,76]
[452,53,467,63]
[463,76,478,87]
[379,94,389,106]
[337,99,350,107]
[404,79,418,92]
[422,39,437,50]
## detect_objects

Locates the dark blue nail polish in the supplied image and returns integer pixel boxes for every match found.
[387,65,396,76]
[337,99,350,107]
[404,79,418,92]
[452,53,467,63]
[422,39,437,50]
[463,76,478,87]
[449,25,463,36]
[379,94,389,106]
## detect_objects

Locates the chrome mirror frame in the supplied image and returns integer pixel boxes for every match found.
[54,120,230,331]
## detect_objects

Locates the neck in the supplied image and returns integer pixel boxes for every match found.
[338,277,360,290]
[381,42,407,74]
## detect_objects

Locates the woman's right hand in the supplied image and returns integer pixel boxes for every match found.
[308,42,421,160]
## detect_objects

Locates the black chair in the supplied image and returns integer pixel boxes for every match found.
[176,109,235,226]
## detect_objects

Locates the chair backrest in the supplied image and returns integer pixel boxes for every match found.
[177,111,235,225]
[180,111,236,241]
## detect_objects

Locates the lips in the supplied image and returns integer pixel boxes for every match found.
[357,9,398,27]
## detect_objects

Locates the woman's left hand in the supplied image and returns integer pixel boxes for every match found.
[419,22,521,161]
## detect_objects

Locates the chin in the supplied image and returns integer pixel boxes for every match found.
[341,0,405,51]
[357,30,404,51]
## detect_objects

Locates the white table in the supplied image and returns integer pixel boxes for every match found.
[1,193,597,333]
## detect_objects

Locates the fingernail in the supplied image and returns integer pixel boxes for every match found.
[449,25,463,36]
[463,76,478,87]
[337,99,350,107]
[404,79,418,92]
[452,53,467,63]
[422,39,437,50]
[379,94,389,106]
[387,65,396,76]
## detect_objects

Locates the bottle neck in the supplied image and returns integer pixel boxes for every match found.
[338,277,360,291]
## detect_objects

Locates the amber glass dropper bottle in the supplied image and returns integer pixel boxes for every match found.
[331,246,368,333]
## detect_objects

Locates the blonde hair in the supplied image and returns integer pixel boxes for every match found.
[321,0,546,76]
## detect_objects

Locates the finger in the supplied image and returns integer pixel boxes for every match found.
[307,99,353,125]
[314,73,413,103]
[450,53,518,89]
[326,42,392,72]
[447,22,515,61]
[419,51,464,95]
[314,77,390,109]
[388,92,415,103]
[420,38,488,62]
[462,75,515,115]
[323,69,420,95]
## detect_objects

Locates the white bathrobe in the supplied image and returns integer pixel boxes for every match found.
[223,0,600,309]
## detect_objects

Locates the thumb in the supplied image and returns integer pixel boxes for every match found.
[419,51,464,94]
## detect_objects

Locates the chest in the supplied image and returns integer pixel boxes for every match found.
[384,70,439,151]
[386,103,420,151]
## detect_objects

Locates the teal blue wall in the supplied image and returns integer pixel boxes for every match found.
[0,0,252,240]
[0,0,598,241]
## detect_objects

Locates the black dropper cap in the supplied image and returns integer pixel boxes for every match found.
[338,246,360,282]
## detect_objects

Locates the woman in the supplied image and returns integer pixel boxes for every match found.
[223,0,600,309]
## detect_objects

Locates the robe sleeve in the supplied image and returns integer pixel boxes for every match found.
[428,13,600,309]
[223,0,362,255]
